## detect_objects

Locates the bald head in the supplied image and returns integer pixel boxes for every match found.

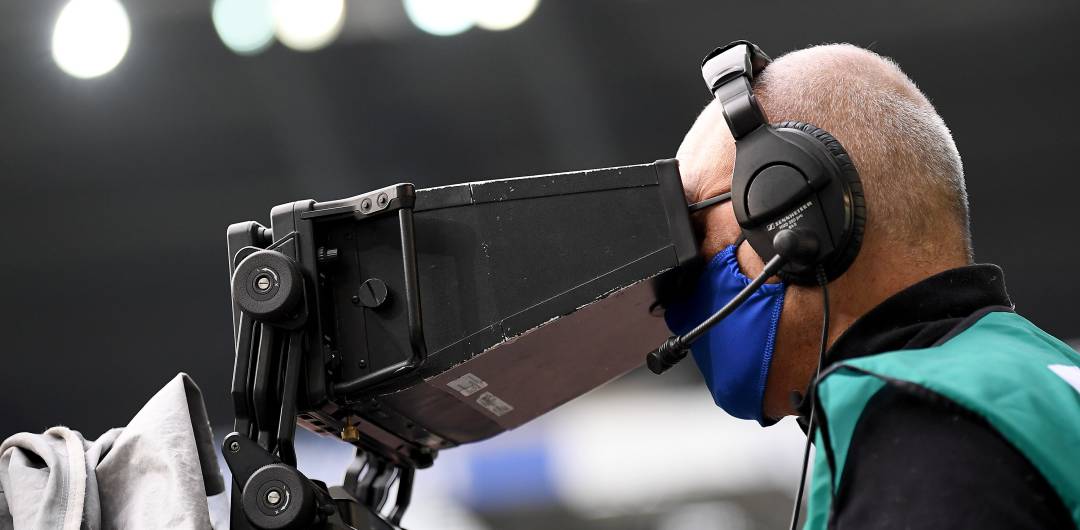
[679,44,971,264]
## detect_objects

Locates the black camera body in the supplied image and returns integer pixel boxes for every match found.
[224,159,697,528]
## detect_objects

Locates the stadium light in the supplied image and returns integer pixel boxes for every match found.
[272,0,346,52]
[52,0,131,79]
[473,0,539,31]
[212,0,275,55]
[402,0,475,36]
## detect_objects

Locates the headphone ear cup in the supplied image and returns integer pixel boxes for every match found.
[774,120,866,283]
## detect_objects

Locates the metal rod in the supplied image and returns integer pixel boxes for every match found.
[687,191,732,213]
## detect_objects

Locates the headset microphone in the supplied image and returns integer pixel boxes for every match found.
[646,227,818,375]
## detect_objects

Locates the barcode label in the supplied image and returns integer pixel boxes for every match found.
[476,391,514,417]
[447,373,488,397]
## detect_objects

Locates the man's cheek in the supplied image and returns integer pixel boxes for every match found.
[700,208,743,259]
[735,241,769,278]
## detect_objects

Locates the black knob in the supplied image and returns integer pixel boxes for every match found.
[242,464,316,530]
[232,250,303,322]
[354,278,389,309]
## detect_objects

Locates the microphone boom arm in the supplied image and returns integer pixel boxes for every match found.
[646,253,787,374]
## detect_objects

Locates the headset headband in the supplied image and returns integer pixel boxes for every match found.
[700,41,772,139]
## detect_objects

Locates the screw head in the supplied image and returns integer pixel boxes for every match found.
[249,267,279,296]
[266,489,282,506]
[356,278,389,309]
[228,440,240,453]
[376,193,389,207]
[360,198,372,212]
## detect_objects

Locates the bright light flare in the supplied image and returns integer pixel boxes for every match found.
[52,0,131,79]
[272,0,346,52]
[212,0,275,55]
[473,0,539,31]
[403,0,475,36]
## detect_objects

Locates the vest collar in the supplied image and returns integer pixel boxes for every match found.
[829,264,1012,365]
[794,264,1012,422]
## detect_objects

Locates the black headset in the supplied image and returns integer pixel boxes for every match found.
[698,40,866,285]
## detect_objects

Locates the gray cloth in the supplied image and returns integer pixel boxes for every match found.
[0,373,226,530]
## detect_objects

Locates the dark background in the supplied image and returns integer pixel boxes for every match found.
[2,0,1078,438]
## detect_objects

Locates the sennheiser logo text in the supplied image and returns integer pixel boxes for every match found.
[767,200,813,231]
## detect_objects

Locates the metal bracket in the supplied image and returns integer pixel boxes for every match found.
[225,218,414,530]
[330,185,430,398]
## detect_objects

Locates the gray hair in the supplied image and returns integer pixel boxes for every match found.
[754,44,971,261]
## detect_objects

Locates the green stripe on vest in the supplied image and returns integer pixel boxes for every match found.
[804,311,1080,529]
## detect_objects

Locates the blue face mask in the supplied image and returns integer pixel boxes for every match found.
[664,244,786,425]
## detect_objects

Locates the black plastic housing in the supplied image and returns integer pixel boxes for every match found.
[730,125,854,282]
[228,159,698,467]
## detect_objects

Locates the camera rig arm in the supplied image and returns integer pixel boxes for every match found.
[221,160,699,529]
[223,194,419,529]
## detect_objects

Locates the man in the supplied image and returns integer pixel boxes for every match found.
[674,44,1079,528]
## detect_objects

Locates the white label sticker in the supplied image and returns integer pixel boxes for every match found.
[476,391,514,417]
[447,373,488,397]
[1049,364,1080,395]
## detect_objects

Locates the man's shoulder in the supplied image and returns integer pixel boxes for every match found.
[830,385,1074,529]
[835,310,1079,407]
[816,309,1080,529]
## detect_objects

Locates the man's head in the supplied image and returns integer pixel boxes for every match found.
[677,44,971,419]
